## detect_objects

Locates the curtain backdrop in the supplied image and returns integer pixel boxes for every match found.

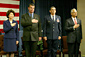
[19,0,77,35]
[35,0,77,36]
[19,0,77,52]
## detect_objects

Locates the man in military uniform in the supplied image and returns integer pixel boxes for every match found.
[43,6,62,57]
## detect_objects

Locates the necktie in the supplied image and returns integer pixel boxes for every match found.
[74,18,77,24]
[30,14,32,18]
[53,16,54,21]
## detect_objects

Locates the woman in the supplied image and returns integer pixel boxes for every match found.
[3,10,19,57]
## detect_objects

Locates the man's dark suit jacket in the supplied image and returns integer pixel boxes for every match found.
[21,13,42,41]
[43,15,62,39]
[65,18,82,43]
[3,20,19,41]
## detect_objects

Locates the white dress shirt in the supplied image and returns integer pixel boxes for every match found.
[10,21,12,24]
[51,15,55,21]
[72,17,77,24]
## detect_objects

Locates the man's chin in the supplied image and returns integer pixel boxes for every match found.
[31,11,34,13]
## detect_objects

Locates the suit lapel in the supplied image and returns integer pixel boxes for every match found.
[12,20,15,23]
[71,18,80,25]
[26,13,30,17]
[70,18,75,25]
[6,19,13,27]
[7,19,11,25]
[33,14,37,19]
[26,13,32,20]
[76,18,80,24]
[48,15,53,21]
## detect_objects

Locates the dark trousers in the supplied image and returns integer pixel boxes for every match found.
[68,42,80,57]
[23,41,38,57]
[47,39,59,57]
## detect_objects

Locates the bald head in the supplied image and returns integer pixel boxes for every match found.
[71,8,77,17]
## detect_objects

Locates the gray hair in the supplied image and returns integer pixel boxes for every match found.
[71,8,77,13]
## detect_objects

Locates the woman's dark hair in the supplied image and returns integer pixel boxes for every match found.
[6,10,15,18]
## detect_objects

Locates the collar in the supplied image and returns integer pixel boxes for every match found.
[71,17,77,22]
[51,14,55,17]
[7,19,14,23]
[72,17,77,19]
[28,12,34,16]
[50,14,55,19]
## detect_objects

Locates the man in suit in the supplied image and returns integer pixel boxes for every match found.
[65,8,82,57]
[43,6,62,57]
[21,3,42,57]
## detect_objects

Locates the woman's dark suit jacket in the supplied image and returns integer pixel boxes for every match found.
[3,19,19,41]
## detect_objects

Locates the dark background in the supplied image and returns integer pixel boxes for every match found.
[19,0,77,36]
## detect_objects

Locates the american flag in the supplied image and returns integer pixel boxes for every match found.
[0,0,20,33]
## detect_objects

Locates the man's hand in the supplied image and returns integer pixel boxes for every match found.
[11,23,16,27]
[16,41,19,45]
[39,37,42,41]
[73,24,80,29]
[43,37,47,41]
[32,19,38,23]
[58,36,61,40]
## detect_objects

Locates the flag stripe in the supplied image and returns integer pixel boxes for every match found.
[13,0,20,1]
[0,20,19,24]
[0,12,19,16]
[0,3,19,9]
[0,0,20,5]
[0,29,3,32]
[0,0,20,32]
[0,16,19,21]
[0,8,19,13]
